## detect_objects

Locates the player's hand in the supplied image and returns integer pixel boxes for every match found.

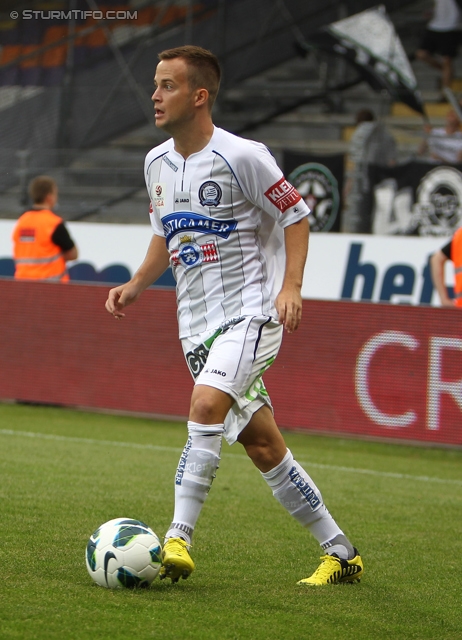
[275,287,302,333]
[105,282,142,319]
[441,299,457,308]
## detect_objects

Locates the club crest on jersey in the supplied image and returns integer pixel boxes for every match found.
[171,235,219,271]
[162,211,237,244]
[199,181,222,207]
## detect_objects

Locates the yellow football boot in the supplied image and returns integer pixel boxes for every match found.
[298,549,363,586]
[159,537,195,583]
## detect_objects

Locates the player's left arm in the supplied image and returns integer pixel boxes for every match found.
[233,142,309,332]
[275,216,309,333]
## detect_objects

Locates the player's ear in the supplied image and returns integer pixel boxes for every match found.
[195,88,209,107]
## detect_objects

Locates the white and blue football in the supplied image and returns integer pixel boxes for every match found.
[85,517,162,588]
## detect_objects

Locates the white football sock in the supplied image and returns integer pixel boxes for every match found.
[261,449,354,559]
[165,421,224,545]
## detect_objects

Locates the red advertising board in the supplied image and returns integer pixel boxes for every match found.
[1,280,461,445]
[266,300,462,445]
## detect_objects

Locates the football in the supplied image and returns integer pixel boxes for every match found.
[85,517,162,588]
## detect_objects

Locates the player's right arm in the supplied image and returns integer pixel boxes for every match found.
[105,233,170,318]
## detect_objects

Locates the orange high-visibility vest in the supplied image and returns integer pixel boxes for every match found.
[451,226,462,307]
[12,209,69,282]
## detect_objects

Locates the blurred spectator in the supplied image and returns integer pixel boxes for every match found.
[12,176,78,282]
[430,228,462,307]
[418,108,462,163]
[342,108,397,233]
[415,0,461,96]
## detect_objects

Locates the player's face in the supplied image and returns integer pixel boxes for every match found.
[152,58,197,133]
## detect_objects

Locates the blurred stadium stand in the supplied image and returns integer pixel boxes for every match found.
[0,0,458,223]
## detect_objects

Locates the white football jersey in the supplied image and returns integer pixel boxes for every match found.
[145,126,309,338]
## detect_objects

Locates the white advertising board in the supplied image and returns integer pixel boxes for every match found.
[0,219,153,279]
[0,220,454,306]
[303,233,453,306]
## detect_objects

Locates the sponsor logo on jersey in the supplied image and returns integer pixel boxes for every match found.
[186,344,209,379]
[204,367,227,376]
[152,183,166,208]
[162,154,179,172]
[288,162,339,232]
[265,177,301,213]
[199,181,222,207]
[184,317,246,379]
[171,235,219,271]
[162,211,237,243]
[174,190,191,209]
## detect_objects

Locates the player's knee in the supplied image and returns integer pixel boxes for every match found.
[243,439,285,473]
[190,388,232,424]
[190,395,219,423]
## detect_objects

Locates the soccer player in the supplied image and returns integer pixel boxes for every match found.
[105,45,363,586]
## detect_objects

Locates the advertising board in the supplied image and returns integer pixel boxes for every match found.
[0,221,455,305]
[1,282,460,446]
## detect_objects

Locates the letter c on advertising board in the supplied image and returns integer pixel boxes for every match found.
[355,331,419,427]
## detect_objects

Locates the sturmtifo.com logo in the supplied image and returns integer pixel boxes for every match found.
[11,9,138,20]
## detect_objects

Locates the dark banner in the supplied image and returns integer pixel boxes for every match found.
[358,161,462,236]
[283,151,344,232]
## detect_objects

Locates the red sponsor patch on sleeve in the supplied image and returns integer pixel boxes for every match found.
[149,201,153,214]
[264,177,301,213]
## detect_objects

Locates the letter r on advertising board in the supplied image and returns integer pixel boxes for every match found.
[427,337,462,430]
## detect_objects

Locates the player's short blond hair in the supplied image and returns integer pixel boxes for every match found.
[158,45,221,109]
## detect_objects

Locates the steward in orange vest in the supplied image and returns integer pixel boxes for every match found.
[450,226,462,307]
[12,176,78,282]
[430,226,462,307]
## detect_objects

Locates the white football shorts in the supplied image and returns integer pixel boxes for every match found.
[181,315,283,445]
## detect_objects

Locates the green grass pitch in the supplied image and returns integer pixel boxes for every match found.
[0,402,461,640]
